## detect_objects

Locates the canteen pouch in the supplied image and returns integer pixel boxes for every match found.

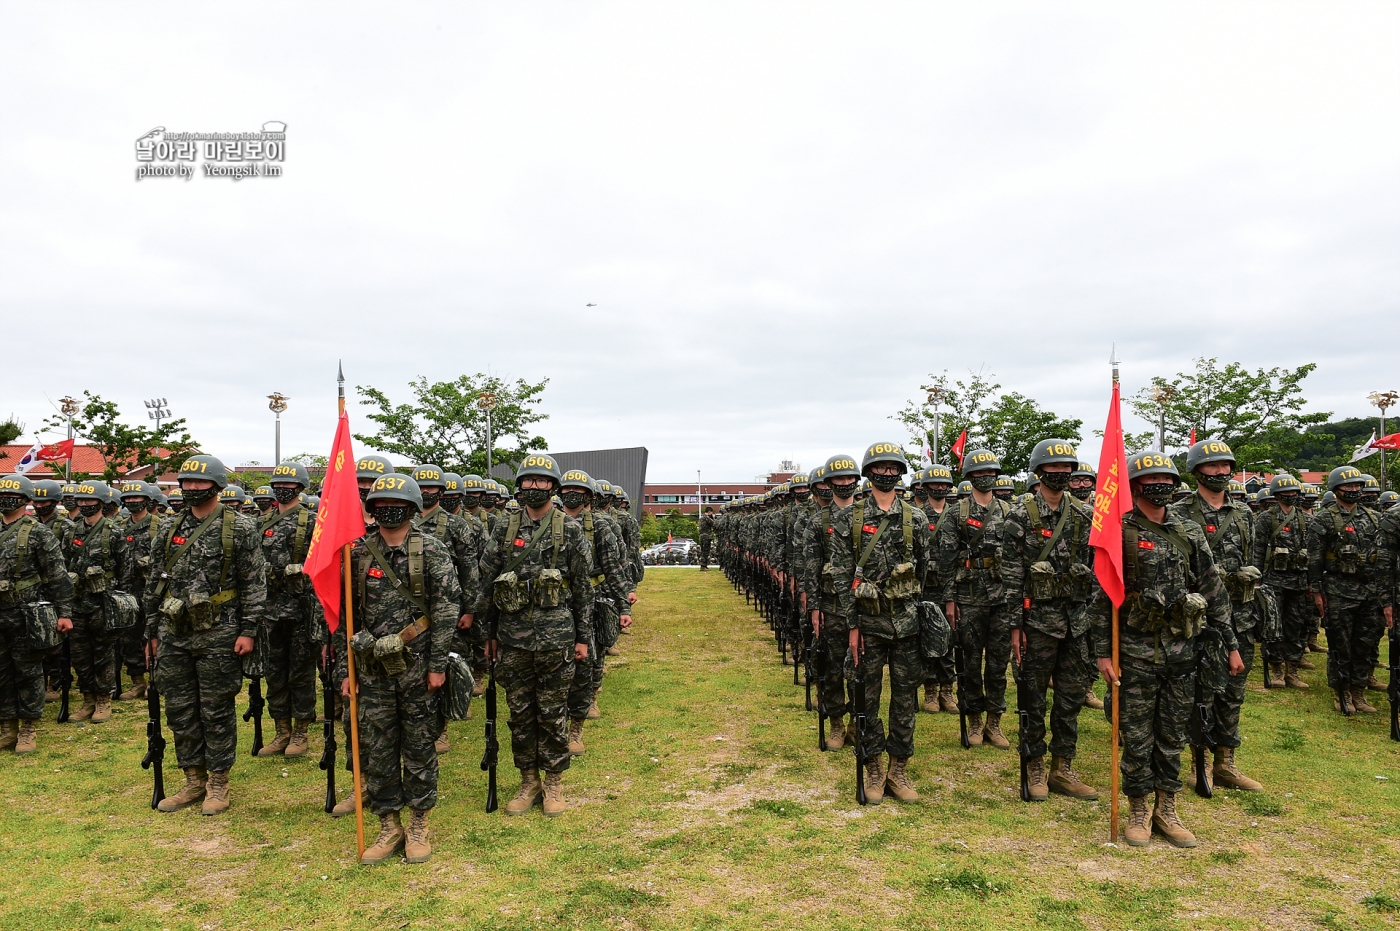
[186,591,216,632]
[444,652,474,721]
[241,626,268,677]
[492,570,530,614]
[350,630,377,658]
[1336,545,1361,575]
[884,562,920,601]
[1226,565,1261,604]
[1028,561,1058,600]
[1196,628,1228,697]
[533,568,567,609]
[374,634,408,676]
[1270,547,1295,573]
[102,590,141,631]
[1290,549,1309,572]
[22,600,60,651]
[917,600,951,659]
[853,578,882,616]
[82,564,108,594]
[1170,592,1208,639]
[159,596,187,626]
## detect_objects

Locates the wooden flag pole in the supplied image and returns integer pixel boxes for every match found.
[1110,603,1121,842]
[337,363,367,858]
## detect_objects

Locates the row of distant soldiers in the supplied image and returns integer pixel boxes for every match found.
[714,440,1398,848]
[0,453,644,865]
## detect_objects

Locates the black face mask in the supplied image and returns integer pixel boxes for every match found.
[1337,488,1364,505]
[374,504,411,528]
[1275,492,1299,507]
[927,487,950,500]
[994,489,1014,499]
[273,487,301,505]
[793,490,811,502]
[421,491,442,510]
[911,489,928,503]
[1197,473,1232,493]
[33,502,57,519]
[1039,472,1072,492]
[868,473,902,493]
[0,495,25,514]
[78,502,103,518]
[970,474,998,493]
[1136,483,1177,508]
[520,487,552,508]
[560,490,588,509]
[125,499,149,514]
[480,498,496,511]
[829,481,858,500]
[442,496,461,513]
[1070,487,1093,501]
[463,493,483,509]
[182,486,219,507]
[812,486,834,503]
[359,485,372,503]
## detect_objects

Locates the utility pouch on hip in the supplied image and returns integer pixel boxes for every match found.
[186,592,216,632]
[1170,592,1208,639]
[102,590,141,631]
[917,600,951,659]
[350,630,376,658]
[22,601,60,651]
[533,568,567,609]
[853,578,882,615]
[374,633,408,676]
[82,564,108,594]
[884,562,919,600]
[492,570,529,613]
[1028,560,1058,600]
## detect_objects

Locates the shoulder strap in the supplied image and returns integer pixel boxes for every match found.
[408,532,425,604]
[160,507,223,579]
[1034,497,1074,562]
[582,508,594,548]
[551,507,565,570]
[1123,521,1139,591]
[1026,497,1043,534]
[218,507,236,589]
[432,508,449,542]
[363,534,429,617]
[902,500,913,555]
[502,510,554,575]
[293,507,311,562]
[1133,514,1195,561]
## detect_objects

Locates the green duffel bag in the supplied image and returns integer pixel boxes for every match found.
[103,590,141,631]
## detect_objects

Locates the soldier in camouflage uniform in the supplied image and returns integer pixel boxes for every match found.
[1067,462,1105,710]
[481,454,594,817]
[1252,474,1313,688]
[145,455,267,816]
[256,462,325,758]
[831,443,930,803]
[1093,452,1242,848]
[937,449,1014,748]
[804,457,859,750]
[1308,465,1393,714]
[63,480,133,724]
[1001,440,1098,801]
[116,481,162,701]
[336,473,460,864]
[410,465,483,754]
[699,508,714,569]
[912,465,958,714]
[0,474,74,753]
[30,479,72,700]
[607,485,645,589]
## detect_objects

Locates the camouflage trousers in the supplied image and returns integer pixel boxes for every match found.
[1018,626,1091,760]
[854,633,921,761]
[1209,628,1255,749]
[263,609,319,722]
[816,615,848,720]
[0,609,46,720]
[70,611,118,698]
[568,601,619,720]
[354,651,440,815]
[699,540,711,566]
[498,644,576,774]
[955,603,1012,715]
[120,617,148,678]
[1118,656,1193,797]
[1274,587,1313,664]
[1324,597,1386,690]
[155,637,244,772]
[923,653,955,689]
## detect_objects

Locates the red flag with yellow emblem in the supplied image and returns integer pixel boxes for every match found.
[303,412,366,632]
[1089,381,1132,607]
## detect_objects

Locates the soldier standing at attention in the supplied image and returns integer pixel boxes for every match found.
[481,454,594,817]
[804,456,859,750]
[0,474,74,753]
[937,449,1014,748]
[835,443,931,804]
[1093,453,1242,848]
[29,479,72,701]
[1254,474,1314,689]
[64,480,132,724]
[1001,440,1098,802]
[912,465,958,715]
[116,481,161,701]
[145,455,267,815]
[699,507,714,570]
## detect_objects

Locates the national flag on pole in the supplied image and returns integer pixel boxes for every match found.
[920,440,933,469]
[1189,428,1196,446]
[12,438,75,474]
[1349,431,1378,463]
[1088,380,1133,607]
[950,429,968,466]
[1372,432,1400,451]
[302,412,366,633]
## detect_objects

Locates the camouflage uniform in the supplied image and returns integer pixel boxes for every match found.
[36,507,74,691]
[480,506,593,775]
[260,503,325,723]
[1000,492,1096,760]
[334,527,460,815]
[699,513,713,567]
[1090,510,1235,797]
[1252,502,1313,664]
[65,514,133,700]
[144,504,267,773]
[120,512,161,679]
[803,500,849,721]
[415,505,485,685]
[567,508,632,719]
[0,516,74,721]
[1307,503,1389,693]
[936,496,1014,715]
[920,499,955,699]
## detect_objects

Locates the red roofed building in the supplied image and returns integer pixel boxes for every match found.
[0,444,178,482]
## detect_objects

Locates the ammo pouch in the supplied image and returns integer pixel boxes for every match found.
[1170,592,1209,639]
[1223,565,1261,604]
[374,634,408,676]
[492,571,530,614]
[853,578,882,616]
[444,651,474,721]
[917,600,951,659]
[1330,545,1376,576]
[1125,590,1170,634]
[23,601,60,651]
[1028,561,1059,600]
[102,590,141,631]
[136,555,152,570]
[1196,627,1228,697]
[159,596,187,629]
[82,564,110,594]
[350,629,377,658]
[534,568,567,609]
[884,562,919,600]
[186,592,216,632]
[1069,563,1094,601]
[1270,547,1307,573]
[0,574,41,608]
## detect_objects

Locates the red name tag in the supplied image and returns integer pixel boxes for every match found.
[862,525,878,534]
[928,523,937,531]
[1206,524,1217,533]
[264,529,275,537]
[72,539,83,547]
[367,567,383,578]
[126,535,134,542]
[967,518,983,528]
[1345,526,1354,532]
[513,538,525,547]
[1040,529,1053,537]
[1138,540,1155,550]
[172,536,187,545]
[1023,597,1032,609]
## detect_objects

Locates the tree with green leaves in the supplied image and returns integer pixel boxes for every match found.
[42,392,200,482]
[0,416,23,465]
[355,373,549,477]
[1128,358,1330,472]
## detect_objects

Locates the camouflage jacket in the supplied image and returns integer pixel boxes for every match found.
[414,505,485,615]
[1000,491,1096,638]
[479,504,594,652]
[801,502,839,607]
[259,504,326,624]
[1171,493,1257,608]
[577,508,634,606]
[830,497,931,640]
[611,506,644,583]
[0,515,74,617]
[789,499,818,596]
[699,514,713,542]
[1378,508,1400,609]
[65,515,134,615]
[935,495,1012,606]
[121,513,162,627]
[37,510,75,546]
[1251,504,1310,592]
[1307,503,1388,603]
[334,526,461,679]
[920,500,951,595]
[143,504,268,641]
[1091,508,1236,664]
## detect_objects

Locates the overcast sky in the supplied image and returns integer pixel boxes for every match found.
[3,3,1396,481]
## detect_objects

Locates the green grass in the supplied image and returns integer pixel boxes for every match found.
[3,569,1399,929]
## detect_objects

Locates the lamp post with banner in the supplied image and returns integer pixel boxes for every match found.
[478,391,497,478]
[1369,390,1398,492]
[268,392,289,466]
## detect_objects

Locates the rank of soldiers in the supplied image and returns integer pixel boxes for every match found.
[714,439,1398,848]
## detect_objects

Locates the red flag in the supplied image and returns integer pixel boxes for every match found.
[667,531,673,543]
[1372,432,1400,450]
[303,413,366,633]
[1089,381,1133,607]
[950,429,968,465]
[1189,428,1196,446]
[36,439,75,461]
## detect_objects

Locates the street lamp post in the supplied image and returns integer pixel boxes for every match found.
[697,469,702,521]
[268,393,290,466]
[144,397,171,432]
[1369,390,1398,492]
[477,391,498,478]
[1148,384,1177,453]
[59,395,79,481]
[925,375,948,464]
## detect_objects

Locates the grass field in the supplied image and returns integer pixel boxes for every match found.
[2,569,1399,930]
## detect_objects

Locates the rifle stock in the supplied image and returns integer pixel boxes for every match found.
[320,644,338,813]
[244,677,265,756]
[1389,624,1399,742]
[141,656,166,810]
[57,637,72,723]
[480,660,499,813]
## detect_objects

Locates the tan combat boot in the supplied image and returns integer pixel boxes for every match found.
[1212,746,1262,791]
[15,719,37,754]
[70,694,97,722]
[1351,687,1378,714]
[542,772,566,817]
[91,696,112,723]
[360,812,404,865]
[471,678,486,698]
[983,713,1010,750]
[1083,688,1104,710]
[202,770,231,815]
[1047,755,1096,800]
[824,716,846,751]
[1368,671,1387,692]
[885,756,919,802]
[157,767,207,812]
[1124,795,1151,846]
[966,713,984,748]
[0,719,16,751]
[921,685,940,713]
[1307,633,1326,653]
[1267,663,1284,687]
[939,684,958,713]
[505,769,542,816]
[586,699,601,720]
[259,719,292,756]
[1295,655,1316,670]
[862,758,885,805]
[1152,789,1197,848]
[404,809,431,863]
[435,728,450,754]
[285,720,310,758]
[567,719,586,756]
[1025,755,1049,801]
[1283,663,1309,689]
[45,683,60,702]
[605,646,619,656]
[331,787,366,818]
[119,673,147,701]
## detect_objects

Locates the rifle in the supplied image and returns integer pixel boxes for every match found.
[851,649,869,804]
[953,640,970,749]
[1015,603,1032,802]
[480,659,499,813]
[141,655,166,810]
[1189,676,1213,799]
[1259,634,1275,690]
[112,644,123,700]
[57,637,72,723]
[244,677,265,756]
[1389,623,1399,742]
[319,643,338,813]
[803,610,818,711]
[813,619,828,751]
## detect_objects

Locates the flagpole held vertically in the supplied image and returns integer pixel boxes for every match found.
[338,362,367,858]
[1108,347,1121,844]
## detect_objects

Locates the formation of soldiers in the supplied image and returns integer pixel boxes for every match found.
[0,451,644,866]
[715,439,1399,848]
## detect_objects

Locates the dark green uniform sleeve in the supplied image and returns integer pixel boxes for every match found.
[565,520,594,648]
[234,515,268,638]
[1186,521,1237,653]
[32,521,75,618]
[422,535,463,674]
